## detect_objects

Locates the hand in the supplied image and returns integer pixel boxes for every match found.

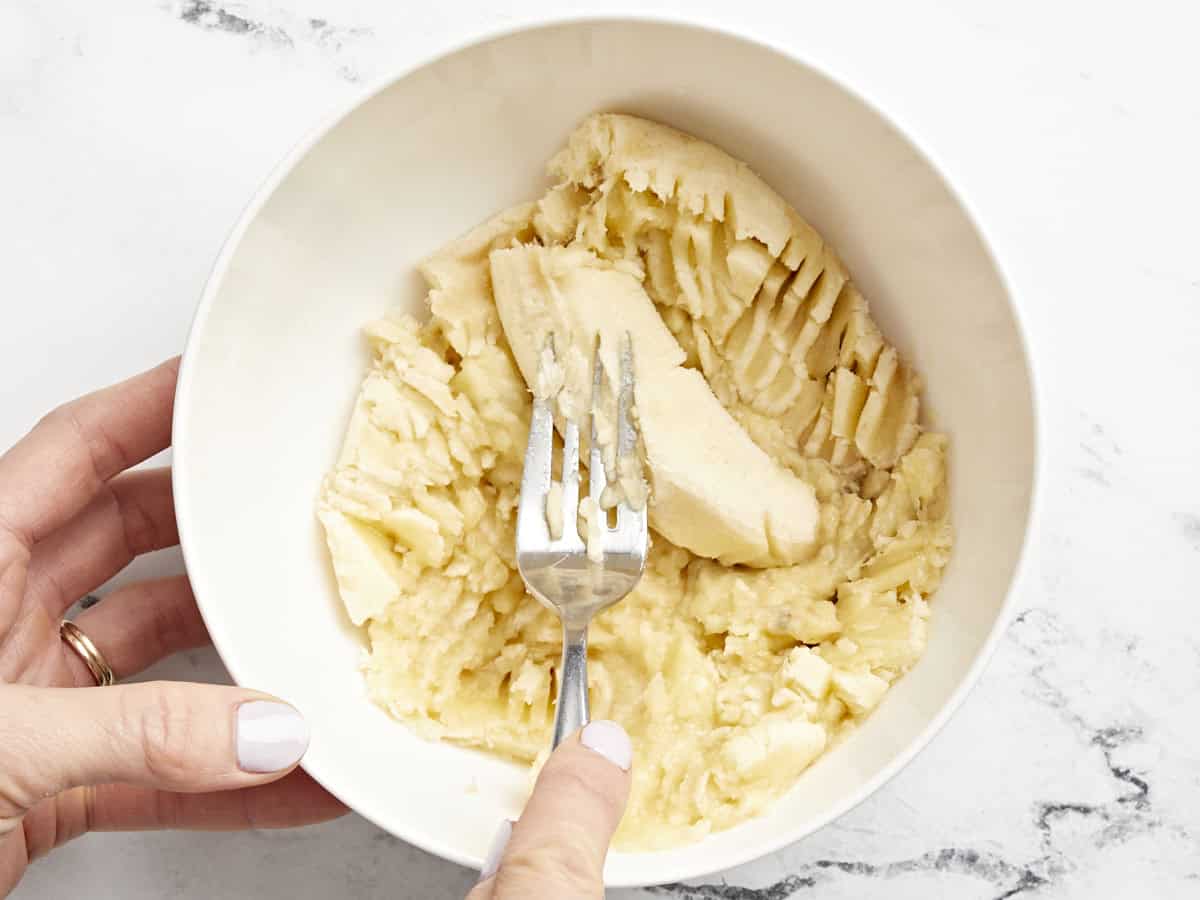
[467,720,633,900]
[0,359,346,896]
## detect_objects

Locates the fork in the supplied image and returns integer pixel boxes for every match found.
[515,335,649,748]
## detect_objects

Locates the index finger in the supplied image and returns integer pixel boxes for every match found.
[0,358,179,547]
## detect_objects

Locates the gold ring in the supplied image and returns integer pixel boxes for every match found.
[59,620,115,687]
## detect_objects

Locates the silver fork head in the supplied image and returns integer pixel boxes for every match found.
[587,334,648,579]
[515,334,648,625]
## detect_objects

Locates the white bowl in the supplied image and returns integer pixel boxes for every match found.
[173,18,1037,888]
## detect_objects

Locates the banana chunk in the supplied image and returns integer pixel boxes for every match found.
[490,244,819,567]
[317,508,404,626]
[546,113,923,471]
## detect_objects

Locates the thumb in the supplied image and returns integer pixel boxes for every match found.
[472,720,633,900]
[0,682,309,825]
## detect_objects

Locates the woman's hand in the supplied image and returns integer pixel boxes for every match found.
[0,359,347,896]
[467,720,633,900]
[0,357,632,898]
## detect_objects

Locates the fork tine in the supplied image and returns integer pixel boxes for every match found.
[517,339,556,546]
[559,417,582,544]
[516,396,554,544]
[616,333,649,540]
[589,340,608,504]
[617,331,637,460]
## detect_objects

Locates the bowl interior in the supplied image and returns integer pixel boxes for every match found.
[174,19,1035,887]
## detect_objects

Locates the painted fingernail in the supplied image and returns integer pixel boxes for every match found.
[236,701,310,773]
[80,594,102,609]
[479,819,513,882]
[580,720,633,771]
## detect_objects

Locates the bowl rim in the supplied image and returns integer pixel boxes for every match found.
[172,12,1043,887]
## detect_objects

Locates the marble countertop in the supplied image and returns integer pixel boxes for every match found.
[3,1,1198,897]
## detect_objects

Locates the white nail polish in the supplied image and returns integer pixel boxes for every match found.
[236,701,310,773]
[580,720,633,771]
[479,819,513,882]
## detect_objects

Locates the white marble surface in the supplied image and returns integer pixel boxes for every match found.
[2,1,1198,897]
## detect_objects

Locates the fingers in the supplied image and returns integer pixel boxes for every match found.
[87,768,348,832]
[70,576,207,681]
[17,770,347,867]
[471,721,632,900]
[0,828,25,897]
[0,358,178,548]
[0,682,310,828]
[25,468,178,616]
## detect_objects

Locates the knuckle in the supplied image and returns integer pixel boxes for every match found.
[538,764,624,823]
[0,520,31,558]
[114,486,159,555]
[124,684,198,787]
[0,760,49,828]
[38,402,73,434]
[145,583,183,656]
[494,833,602,899]
[44,397,130,482]
[43,403,92,466]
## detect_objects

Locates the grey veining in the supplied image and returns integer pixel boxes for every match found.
[174,0,374,81]
[4,1,1199,897]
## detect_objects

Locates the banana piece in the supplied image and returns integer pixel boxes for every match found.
[318,507,404,626]
[490,243,819,567]
[546,113,923,471]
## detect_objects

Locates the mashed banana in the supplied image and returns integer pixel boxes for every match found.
[318,115,951,849]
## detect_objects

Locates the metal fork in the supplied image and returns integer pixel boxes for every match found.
[515,336,649,748]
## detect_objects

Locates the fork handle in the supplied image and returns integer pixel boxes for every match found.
[552,621,589,748]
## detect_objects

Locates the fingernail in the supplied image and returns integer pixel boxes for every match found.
[580,720,632,771]
[236,701,310,773]
[478,819,513,882]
